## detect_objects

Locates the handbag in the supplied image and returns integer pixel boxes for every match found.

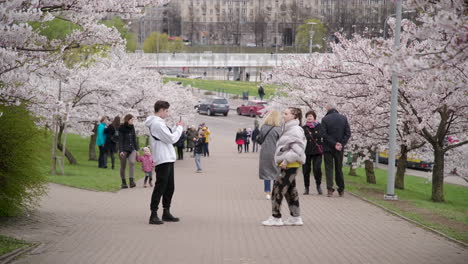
[305,127,323,154]
[256,126,274,145]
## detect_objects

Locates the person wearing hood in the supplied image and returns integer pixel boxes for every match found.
[262,107,306,227]
[320,103,351,197]
[119,114,139,189]
[146,100,184,225]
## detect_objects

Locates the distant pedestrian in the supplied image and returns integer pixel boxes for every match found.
[119,114,139,189]
[174,130,186,160]
[262,107,306,226]
[256,110,282,200]
[104,116,120,170]
[146,100,184,225]
[186,126,197,152]
[302,110,324,195]
[136,147,155,188]
[193,132,205,173]
[235,128,245,153]
[251,126,260,152]
[258,85,265,101]
[243,128,251,152]
[201,126,211,157]
[96,116,109,168]
[320,103,351,197]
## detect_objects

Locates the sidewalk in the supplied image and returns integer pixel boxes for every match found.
[0,114,466,264]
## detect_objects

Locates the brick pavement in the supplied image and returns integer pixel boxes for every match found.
[1,113,467,264]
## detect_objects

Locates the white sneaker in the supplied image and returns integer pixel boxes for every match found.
[262,216,283,226]
[283,216,303,226]
[266,194,271,200]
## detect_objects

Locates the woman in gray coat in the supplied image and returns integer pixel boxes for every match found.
[256,110,282,200]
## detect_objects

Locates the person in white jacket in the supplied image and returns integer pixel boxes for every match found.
[262,107,306,227]
[145,100,184,225]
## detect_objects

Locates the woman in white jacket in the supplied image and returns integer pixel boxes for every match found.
[262,107,306,226]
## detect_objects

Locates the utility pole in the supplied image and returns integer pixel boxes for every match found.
[308,22,316,54]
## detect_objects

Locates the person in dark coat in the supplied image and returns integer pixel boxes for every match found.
[186,126,197,152]
[258,85,265,101]
[235,128,245,153]
[320,104,351,197]
[174,130,187,160]
[119,114,139,189]
[104,116,120,170]
[251,126,260,152]
[243,128,251,152]
[302,110,323,195]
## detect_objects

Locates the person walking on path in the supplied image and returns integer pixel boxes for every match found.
[174,130,186,160]
[96,116,109,168]
[243,128,251,152]
[302,110,324,195]
[235,128,245,153]
[258,85,265,101]
[193,132,205,173]
[251,126,260,152]
[119,114,139,189]
[186,126,197,153]
[320,103,351,197]
[104,116,120,170]
[262,107,306,226]
[146,100,184,225]
[136,147,155,188]
[256,110,282,200]
[201,126,211,157]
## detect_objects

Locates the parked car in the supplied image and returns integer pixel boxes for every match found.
[197,97,230,116]
[236,100,268,117]
[378,150,433,171]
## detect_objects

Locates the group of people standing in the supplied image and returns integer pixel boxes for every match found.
[257,104,351,226]
[176,124,211,160]
[235,127,260,153]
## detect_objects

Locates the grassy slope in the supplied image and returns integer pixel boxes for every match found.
[45,134,145,192]
[164,77,277,98]
[345,167,468,243]
[0,235,30,256]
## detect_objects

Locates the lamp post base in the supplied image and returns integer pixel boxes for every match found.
[384,194,399,201]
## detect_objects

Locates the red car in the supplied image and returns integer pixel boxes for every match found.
[236,100,268,117]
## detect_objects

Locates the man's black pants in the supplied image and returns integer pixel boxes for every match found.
[302,154,322,188]
[150,162,175,212]
[98,145,106,168]
[324,150,345,192]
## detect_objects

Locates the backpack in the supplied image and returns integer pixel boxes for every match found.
[111,129,119,143]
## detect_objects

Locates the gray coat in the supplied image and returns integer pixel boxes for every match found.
[257,124,281,180]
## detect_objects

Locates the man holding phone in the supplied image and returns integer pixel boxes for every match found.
[145,100,184,225]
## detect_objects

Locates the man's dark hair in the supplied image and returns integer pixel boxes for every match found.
[154,100,170,113]
[305,110,317,120]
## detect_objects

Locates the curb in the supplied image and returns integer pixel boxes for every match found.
[346,191,468,249]
[0,243,39,264]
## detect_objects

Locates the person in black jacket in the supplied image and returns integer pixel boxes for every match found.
[320,104,351,197]
[251,126,260,152]
[119,114,139,189]
[104,116,120,170]
[193,132,205,172]
[174,130,187,160]
[243,128,251,152]
[302,111,323,195]
[235,128,245,153]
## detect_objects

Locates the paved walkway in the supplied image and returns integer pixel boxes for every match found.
[1,112,467,264]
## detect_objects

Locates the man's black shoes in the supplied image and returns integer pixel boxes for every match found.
[162,209,180,222]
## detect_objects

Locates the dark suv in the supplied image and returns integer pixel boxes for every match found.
[197,97,230,116]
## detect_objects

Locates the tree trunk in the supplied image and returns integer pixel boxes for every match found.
[348,153,358,176]
[431,148,445,202]
[57,124,77,165]
[89,122,98,161]
[395,145,408,190]
[365,160,376,184]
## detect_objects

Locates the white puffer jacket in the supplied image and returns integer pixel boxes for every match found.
[274,119,307,165]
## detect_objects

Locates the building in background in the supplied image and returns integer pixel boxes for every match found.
[132,0,396,48]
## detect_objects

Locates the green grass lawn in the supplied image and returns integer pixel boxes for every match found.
[164,77,277,98]
[0,234,30,256]
[345,167,468,243]
[44,134,146,192]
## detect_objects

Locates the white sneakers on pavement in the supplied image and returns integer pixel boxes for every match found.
[261,216,284,226]
[283,216,304,226]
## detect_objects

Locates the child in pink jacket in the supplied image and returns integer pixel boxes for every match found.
[136,147,155,188]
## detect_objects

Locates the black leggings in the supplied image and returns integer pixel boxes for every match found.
[237,145,243,153]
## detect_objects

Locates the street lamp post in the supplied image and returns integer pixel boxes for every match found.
[307,22,317,54]
[383,10,416,39]
[384,0,402,201]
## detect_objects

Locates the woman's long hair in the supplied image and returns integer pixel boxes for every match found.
[112,116,121,129]
[123,114,134,126]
